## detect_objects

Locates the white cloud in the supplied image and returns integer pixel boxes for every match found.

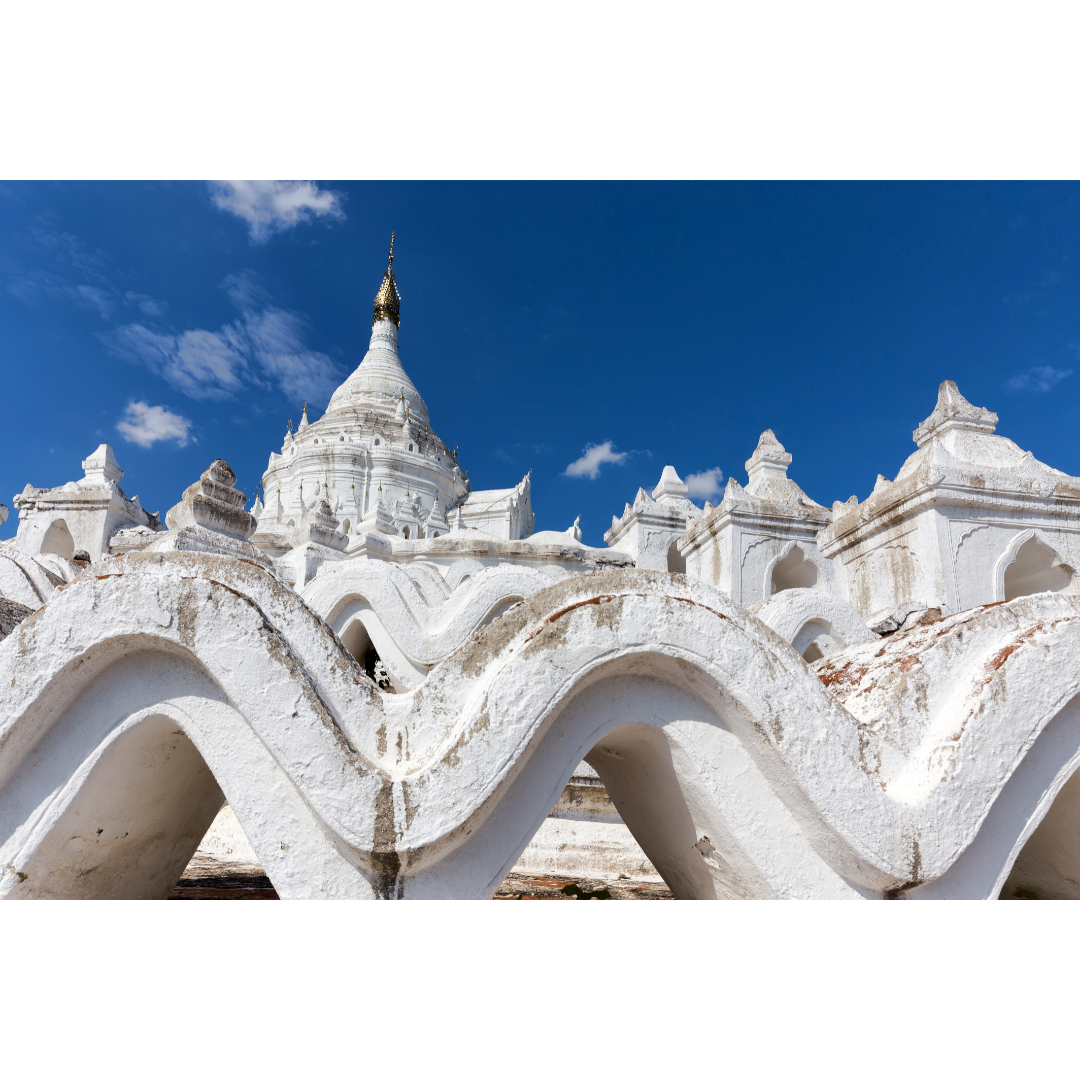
[172,329,250,397]
[685,467,724,499]
[1005,365,1073,392]
[116,402,192,448]
[7,232,167,322]
[564,441,628,479]
[73,284,115,319]
[9,270,115,319]
[209,181,346,243]
[125,291,167,317]
[105,324,248,400]
[102,272,342,405]
[28,228,108,276]
[239,306,341,404]
[222,270,269,311]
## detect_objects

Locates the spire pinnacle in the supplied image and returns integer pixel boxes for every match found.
[373,232,401,327]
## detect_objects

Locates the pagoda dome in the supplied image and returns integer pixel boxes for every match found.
[324,234,430,426]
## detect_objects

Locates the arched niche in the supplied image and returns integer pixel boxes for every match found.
[1003,534,1075,602]
[40,518,75,559]
[667,539,686,574]
[770,544,818,594]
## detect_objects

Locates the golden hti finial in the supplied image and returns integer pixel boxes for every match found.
[373,232,401,328]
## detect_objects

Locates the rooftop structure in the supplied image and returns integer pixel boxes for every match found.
[818,381,1080,627]
[605,465,701,571]
[678,429,837,607]
[13,443,164,562]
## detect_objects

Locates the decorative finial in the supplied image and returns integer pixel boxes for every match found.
[373,233,401,328]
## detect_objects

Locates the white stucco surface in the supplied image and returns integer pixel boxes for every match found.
[4,552,1080,899]
[5,245,1080,901]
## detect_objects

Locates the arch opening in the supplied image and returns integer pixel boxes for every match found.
[40,518,75,559]
[667,539,686,574]
[771,545,818,594]
[505,752,665,896]
[402,525,410,540]
[582,723,724,900]
[340,619,392,690]
[916,693,1080,899]
[791,618,835,662]
[1002,761,1080,900]
[1004,536,1075,601]
[12,714,225,899]
[480,664,827,901]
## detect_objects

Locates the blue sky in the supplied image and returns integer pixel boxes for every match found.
[2,181,1079,546]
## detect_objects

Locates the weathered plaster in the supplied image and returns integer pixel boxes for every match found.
[5,556,1080,898]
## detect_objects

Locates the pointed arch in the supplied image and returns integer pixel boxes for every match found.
[765,541,819,596]
[994,530,1075,602]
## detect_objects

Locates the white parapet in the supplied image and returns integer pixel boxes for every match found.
[6,555,1080,899]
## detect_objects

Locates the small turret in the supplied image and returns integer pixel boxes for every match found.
[81,444,124,488]
[745,430,792,491]
[426,492,449,538]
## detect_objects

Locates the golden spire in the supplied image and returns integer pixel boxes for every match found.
[372,232,401,327]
